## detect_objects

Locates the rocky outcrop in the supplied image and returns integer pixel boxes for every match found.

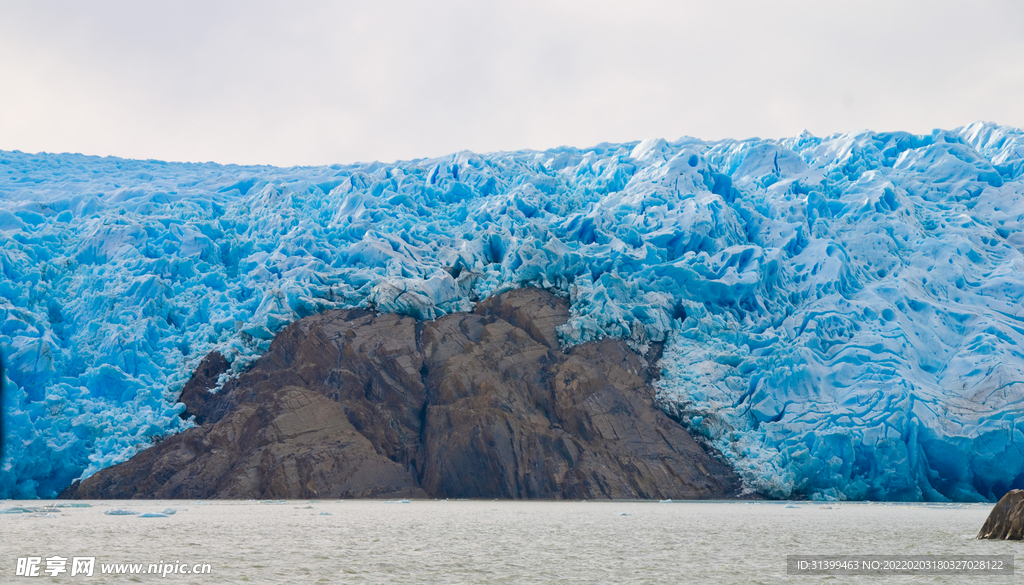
[61,288,742,500]
[978,489,1024,540]
[177,350,229,425]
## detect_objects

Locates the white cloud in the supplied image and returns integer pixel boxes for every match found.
[1,0,1022,165]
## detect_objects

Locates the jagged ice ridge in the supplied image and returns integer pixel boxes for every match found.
[2,122,1024,501]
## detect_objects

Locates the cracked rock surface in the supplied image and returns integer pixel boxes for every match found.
[978,489,1024,540]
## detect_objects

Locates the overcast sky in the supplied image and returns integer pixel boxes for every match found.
[2,1,1023,166]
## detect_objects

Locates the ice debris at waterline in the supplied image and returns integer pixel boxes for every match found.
[2,122,1024,501]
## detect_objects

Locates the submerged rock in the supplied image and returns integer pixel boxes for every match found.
[978,489,1024,540]
[60,289,741,500]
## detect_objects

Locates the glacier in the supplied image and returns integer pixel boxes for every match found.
[2,122,1024,501]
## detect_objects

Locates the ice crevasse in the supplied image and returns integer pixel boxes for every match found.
[2,121,1024,501]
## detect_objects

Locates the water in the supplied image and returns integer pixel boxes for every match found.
[0,500,1016,583]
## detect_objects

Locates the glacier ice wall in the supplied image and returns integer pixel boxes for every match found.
[2,122,1024,500]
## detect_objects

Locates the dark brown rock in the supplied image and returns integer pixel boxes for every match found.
[65,288,743,500]
[74,385,425,499]
[178,351,229,425]
[978,489,1024,540]
[474,287,569,349]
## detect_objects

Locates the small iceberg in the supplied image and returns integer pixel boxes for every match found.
[104,509,140,515]
[160,508,178,515]
[138,512,168,518]
[2,506,61,514]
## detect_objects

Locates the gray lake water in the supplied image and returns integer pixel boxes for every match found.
[0,499,1017,584]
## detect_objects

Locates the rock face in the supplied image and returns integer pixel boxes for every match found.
[177,350,230,426]
[978,489,1024,540]
[61,288,742,500]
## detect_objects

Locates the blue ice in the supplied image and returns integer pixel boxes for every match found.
[2,122,1024,501]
